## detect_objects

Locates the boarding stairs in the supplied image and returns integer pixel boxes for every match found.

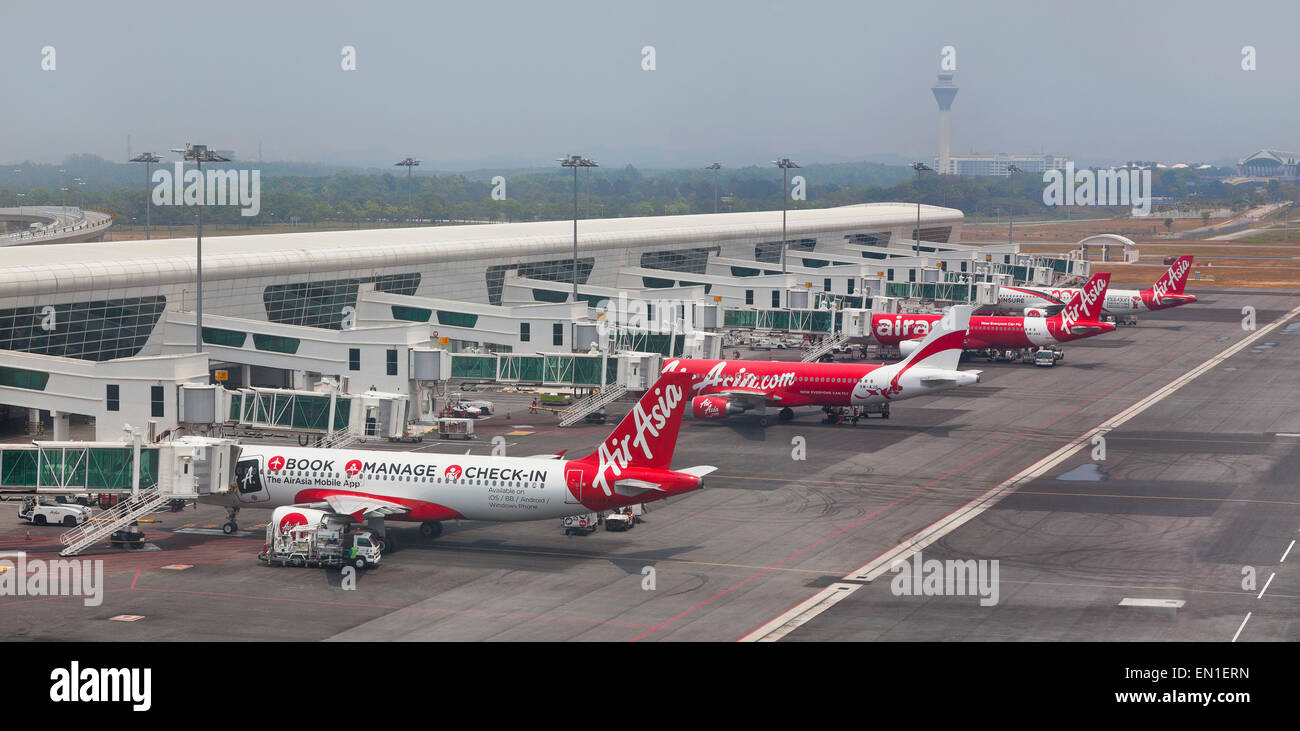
[800,332,850,362]
[317,430,358,449]
[559,383,629,427]
[60,487,169,557]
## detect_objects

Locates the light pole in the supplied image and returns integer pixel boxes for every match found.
[130,152,162,240]
[558,155,598,303]
[911,162,933,259]
[772,158,801,274]
[171,143,230,354]
[706,162,722,213]
[395,157,420,222]
[1006,163,1022,246]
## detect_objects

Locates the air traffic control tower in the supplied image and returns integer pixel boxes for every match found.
[932,73,958,175]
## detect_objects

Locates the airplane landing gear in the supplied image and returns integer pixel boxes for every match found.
[758,414,772,427]
[419,521,443,539]
[779,408,794,421]
[222,505,240,534]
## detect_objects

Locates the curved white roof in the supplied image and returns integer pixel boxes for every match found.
[0,203,961,297]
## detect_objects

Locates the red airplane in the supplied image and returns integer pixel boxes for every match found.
[872,272,1116,355]
[994,255,1196,315]
[662,305,979,425]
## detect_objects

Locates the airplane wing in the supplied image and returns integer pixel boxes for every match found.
[303,494,411,522]
[707,387,816,411]
[707,389,774,410]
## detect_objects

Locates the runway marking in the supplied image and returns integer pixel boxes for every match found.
[1232,613,1252,642]
[750,584,858,642]
[1282,540,1295,563]
[1119,598,1185,609]
[1275,433,1300,437]
[1257,572,1276,599]
[741,301,1300,642]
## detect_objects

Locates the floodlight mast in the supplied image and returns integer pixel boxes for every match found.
[706,162,722,214]
[395,157,421,220]
[911,162,933,258]
[171,143,230,354]
[558,155,598,304]
[129,152,162,240]
[772,158,801,275]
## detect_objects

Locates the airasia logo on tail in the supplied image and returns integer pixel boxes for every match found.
[1059,274,1107,330]
[1151,256,1191,303]
[592,383,683,496]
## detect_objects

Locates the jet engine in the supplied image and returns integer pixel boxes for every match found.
[691,396,741,420]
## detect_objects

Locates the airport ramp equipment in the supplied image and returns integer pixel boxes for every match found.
[559,383,629,427]
[59,487,169,556]
[801,332,850,362]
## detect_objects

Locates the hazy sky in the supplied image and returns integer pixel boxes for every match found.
[2,0,1297,169]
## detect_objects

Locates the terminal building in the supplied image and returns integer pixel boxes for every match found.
[0,202,1088,443]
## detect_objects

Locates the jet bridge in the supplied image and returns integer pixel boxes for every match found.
[0,431,242,555]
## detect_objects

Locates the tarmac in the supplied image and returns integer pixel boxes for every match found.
[2,286,1297,642]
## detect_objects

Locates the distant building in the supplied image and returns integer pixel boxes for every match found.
[939,152,1069,177]
[1238,149,1299,180]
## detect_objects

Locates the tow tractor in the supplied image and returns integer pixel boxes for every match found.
[604,504,645,531]
[259,506,382,569]
[18,497,92,527]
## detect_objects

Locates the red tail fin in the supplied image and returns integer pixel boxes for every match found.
[575,369,691,471]
[1154,255,1193,294]
[1058,272,1110,324]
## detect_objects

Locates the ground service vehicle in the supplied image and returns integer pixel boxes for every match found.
[563,512,602,535]
[259,506,382,569]
[18,497,91,527]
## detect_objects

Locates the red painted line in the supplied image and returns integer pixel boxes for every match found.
[632,323,1234,641]
[130,568,140,589]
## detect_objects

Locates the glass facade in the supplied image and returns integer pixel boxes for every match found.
[263,273,420,329]
[485,258,594,306]
[639,247,720,274]
[0,296,166,361]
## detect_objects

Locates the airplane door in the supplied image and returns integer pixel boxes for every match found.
[565,469,584,504]
[234,456,271,503]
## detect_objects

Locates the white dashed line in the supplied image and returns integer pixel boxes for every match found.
[1257,572,1275,599]
[743,301,1300,642]
[1232,612,1252,643]
[1281,540,1295,563]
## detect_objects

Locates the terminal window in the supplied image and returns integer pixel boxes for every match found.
[552,323,563,346]
[485,258,594,306]
[0,296,167,361]
[386,349,398,376]
[520,323,530,342]
[106,384,119,411]
[150,386,164,418]
[263,273,420,329]
[639,247,720,274]
[771,291,780,308]
[756,238,816,264]
[745,290,754,305]
[348,348,360,371]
